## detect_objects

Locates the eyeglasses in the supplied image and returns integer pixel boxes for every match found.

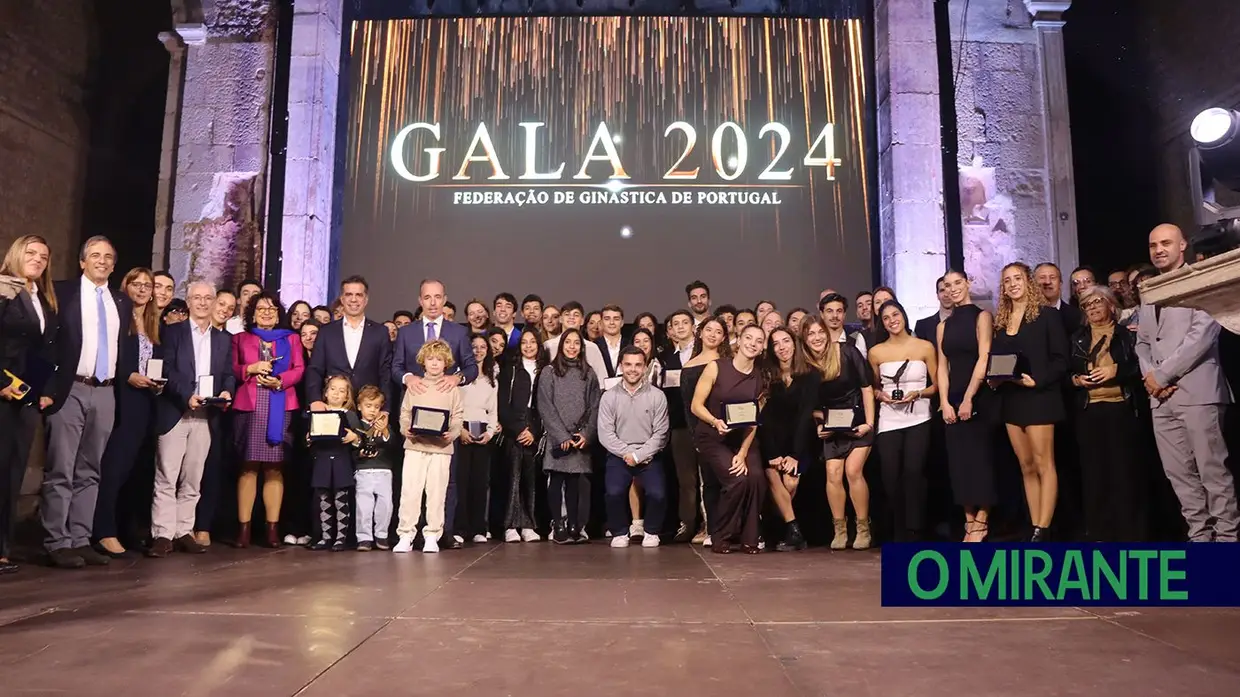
[256,306,278,313]
[129,282,152,290]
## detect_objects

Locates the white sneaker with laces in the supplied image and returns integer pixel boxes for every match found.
[472,534,488,544]
[703,535,713,547]
[295,536,311,546]
[610,534,631,548]
[423,537,440,554]
[393,535,415,553]
[629,520,645,539]
[283,534,298,546]
[641,534,660,548]
[505,529,521,543]
[521,528,541,542]
[453,535,464,545]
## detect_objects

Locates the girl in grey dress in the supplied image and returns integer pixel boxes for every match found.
[538,329,601,544]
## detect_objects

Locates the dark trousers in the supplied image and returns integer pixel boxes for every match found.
[442,450,459,541]
[93,394,152,542]
[700,442,764,546]
[1077,402,1148,541]
[876,421,931,542]
[605,455,667,536]
[504,440,539,530]
[0,402,37,559]
[549,471,591,530]
[701,455,722,535]
[195,421,224,533]
[454,442,492,538]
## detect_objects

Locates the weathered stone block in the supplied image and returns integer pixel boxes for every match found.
[890,92,942,146]
[883,0,937,45]
[171,172,217,224]
[183,172,264,292]
[891,199,948,255]
[890,143,944,203]
[288,55,325,106]
[177,144,236,175]
[889,40,940,95]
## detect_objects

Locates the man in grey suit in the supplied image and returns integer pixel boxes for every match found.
[1135,223,1238,542]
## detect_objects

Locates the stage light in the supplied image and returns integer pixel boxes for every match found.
[1190,107,1238,147]
[620,226,633,238]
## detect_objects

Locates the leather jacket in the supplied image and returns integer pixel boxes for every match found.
[1068,322,1143,413]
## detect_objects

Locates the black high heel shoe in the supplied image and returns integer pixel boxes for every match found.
[1030,526,1047,542]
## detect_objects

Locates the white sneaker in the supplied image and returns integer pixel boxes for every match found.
[453,535,464,545]
[486,531,492,540]
[393,535,415,553]
[423,537,440,554]
[642,534,660,548]
[283,534,298,546]
[703,535,713,547]
[472,534,488,544]
[521,528,541,542]
[630,520,645,539]
[295,536,311,546]
[610,534,631,548]
[505,529,521,543]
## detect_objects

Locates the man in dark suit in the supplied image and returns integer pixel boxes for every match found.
[148,281,235,557]
[392,279,479,549]
[40,236,131,569]
[914,275,955,344]
[593,304,628,379]
[1034,262,1081,334]
[307,275,393,408]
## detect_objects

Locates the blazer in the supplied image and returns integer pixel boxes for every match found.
[392,316,479,387]
[44,279,131,415]
[993,307,1069,392]
[656,345,689,430]
[594,335,628,378]
[1069,322,1144,413]
[305,318,393,404]
[1134,303,1232,407]
[0,286,56,393]
[914,313,943,345]
[497,359,543,438]
[154,321,237,435]
[231,332,306,413]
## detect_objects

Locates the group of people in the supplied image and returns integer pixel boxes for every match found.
[0,221,1234,574]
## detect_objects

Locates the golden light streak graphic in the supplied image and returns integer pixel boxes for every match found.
[346,16,873,251]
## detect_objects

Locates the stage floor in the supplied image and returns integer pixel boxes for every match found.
[2,544,1239,696]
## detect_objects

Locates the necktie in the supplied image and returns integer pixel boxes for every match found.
[95,287,109,381]
[426,320,436,342]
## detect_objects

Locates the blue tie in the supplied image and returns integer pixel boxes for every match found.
[426,320,436,342]
[94,287,109,381]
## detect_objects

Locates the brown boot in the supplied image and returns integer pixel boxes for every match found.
[830,518,849,550]
[853,518,872,550]
[235,522,251,548]
[266,522,282,548]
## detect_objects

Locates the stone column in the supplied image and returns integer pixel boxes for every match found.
[153,26,192,273]
[1025,0,1078,276]
[166,1,276,294]
[875,0,949,321]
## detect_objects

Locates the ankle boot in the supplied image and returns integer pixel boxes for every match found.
[831,518,849,550]
[266,522,282,548]
[235,522,251,548]
[853,517,872,550]
[776,520,807,551]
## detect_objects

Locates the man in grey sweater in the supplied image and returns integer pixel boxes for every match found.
[598,346,670,548]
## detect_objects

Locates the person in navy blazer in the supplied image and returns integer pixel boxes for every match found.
[307,276,393,408]
[393,279,478,392]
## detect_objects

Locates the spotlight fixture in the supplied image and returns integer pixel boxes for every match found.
[1188,107,1240,257]
[1190,107,1239,148]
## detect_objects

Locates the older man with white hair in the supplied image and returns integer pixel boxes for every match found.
[148,281,235,557]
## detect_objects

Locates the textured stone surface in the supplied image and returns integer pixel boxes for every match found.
[0,0,93,278]
[183,171,264,292]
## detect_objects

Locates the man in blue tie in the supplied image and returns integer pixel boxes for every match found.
[40,236,130,569]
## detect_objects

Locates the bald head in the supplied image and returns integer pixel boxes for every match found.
[1148,223,1187,272]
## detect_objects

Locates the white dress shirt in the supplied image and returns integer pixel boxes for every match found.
[343,315,366,368]
[190,319,213,379]
[677,341,693,367]
[29,286,45,333]
[423,316,444,343]
[225,315,245,335]
[76,275,120,380]
[603,336,622,371]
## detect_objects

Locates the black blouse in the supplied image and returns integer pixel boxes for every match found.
[814,343,872,410]
[759,372,816,460]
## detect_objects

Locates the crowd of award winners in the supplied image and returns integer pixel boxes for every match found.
[0,222,1236,573]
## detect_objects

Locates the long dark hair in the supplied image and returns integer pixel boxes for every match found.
[871,300,912,346]
[551,328,589,379]
[244,290,288,331]
[514,326,549,371]
[470,332,497,386]
[691,316,733,360]
[761,326,810,393]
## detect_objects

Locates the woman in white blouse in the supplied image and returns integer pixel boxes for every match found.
[456,334,500,544]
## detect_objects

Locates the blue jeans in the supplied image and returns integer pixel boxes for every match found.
[605,454,666,537]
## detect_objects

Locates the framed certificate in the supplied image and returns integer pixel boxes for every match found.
[197,375,231,405]
[986,353,1021,381]
[602,376,622,390]
[820,408,858,432]
[410,406,450,435]
[662,369,682,388]
[466,420,486,439]
[145,358,166,384]
[308,411,345,440]
[723,400,759,428]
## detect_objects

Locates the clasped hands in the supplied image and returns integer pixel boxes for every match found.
[247,361,282,390]
[1143,372,1178,402]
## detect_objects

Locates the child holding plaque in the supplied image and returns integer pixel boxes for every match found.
[395,340,463,554]
[308,375,358,551]
[352,385,393,551]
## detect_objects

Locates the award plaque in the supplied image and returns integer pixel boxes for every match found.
[308,410,345,441]
[723,400,759,428]
[197,375,231,405]
[820,408,858,432]
[986,354,1021,381]
[662,369,682,388]
[467,420,486,439]
[410,406,450,435]
[602,376,622,390]
[145,358,167,384]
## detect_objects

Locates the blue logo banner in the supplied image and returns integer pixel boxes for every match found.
[880,543,1240,607]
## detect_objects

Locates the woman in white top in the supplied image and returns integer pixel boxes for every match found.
[456,334,500,544]
[867,299,938,542]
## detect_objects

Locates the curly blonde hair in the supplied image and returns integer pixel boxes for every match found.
[416,339,456,370]
[994,262,1042,333]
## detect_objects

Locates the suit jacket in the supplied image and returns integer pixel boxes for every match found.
[1135,303,1232,407]
[155,320,237,435]
[231,332,306,412]
[1057,302,1082,336]
[306,318,393,404]
[44,279,132,415]
[657,346,689,430]
[914,313,942,345]
[0,286,56,395]
[594,335,628,378]
[497,358,542,438]
[392,317,479,386]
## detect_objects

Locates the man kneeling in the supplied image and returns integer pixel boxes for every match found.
[599,346,670,548]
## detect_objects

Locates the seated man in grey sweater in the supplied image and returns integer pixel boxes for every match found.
[598,346,670,548]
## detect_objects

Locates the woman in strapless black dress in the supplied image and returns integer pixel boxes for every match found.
[991,262,1069,541]
[936,271,996,542]
[679,316,731,544]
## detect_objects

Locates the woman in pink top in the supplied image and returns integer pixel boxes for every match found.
[231,291,305,548]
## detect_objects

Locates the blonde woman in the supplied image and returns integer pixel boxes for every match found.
[990,262,1069,542]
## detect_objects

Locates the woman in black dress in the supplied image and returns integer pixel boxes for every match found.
[690,324,767,554]
[991,262,1068,541]
[680,316,731,545]
[935,270,996,542]
[758,327,815,551]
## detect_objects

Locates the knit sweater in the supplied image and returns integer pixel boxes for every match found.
[536,363,601,474]
[399,374,464,455]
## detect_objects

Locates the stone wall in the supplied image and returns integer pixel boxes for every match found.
[0,0,94,278]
